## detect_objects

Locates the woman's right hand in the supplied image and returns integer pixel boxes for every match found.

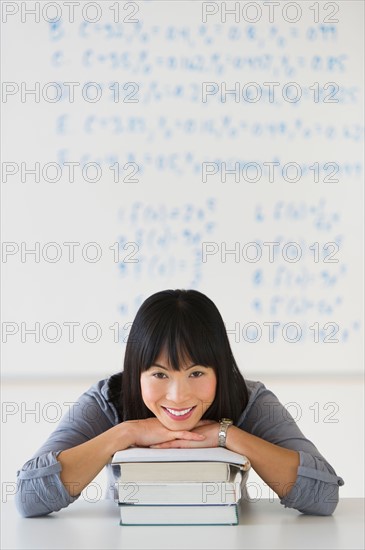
[121,417,206,448]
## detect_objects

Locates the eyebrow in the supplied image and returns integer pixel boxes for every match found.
[151,363,203,371]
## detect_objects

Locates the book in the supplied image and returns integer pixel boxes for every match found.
[112,448,250,526]
[112,447,250,482]
[118,503,239,526]
[116,468,247,505]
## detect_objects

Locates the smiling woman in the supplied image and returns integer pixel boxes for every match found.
[15,289,344,518]
[140,353,217,425]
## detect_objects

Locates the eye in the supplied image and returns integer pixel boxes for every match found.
[152,372,167,379]
[190,371,204,378]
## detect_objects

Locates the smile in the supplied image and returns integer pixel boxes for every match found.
[162,406,196,419]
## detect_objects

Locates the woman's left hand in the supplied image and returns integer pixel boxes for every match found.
[149,420,220,448]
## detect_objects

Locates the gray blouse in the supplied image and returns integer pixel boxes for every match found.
[15,378,344,517]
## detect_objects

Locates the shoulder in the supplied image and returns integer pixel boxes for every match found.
[236,379,281,426]
[244,378,269,407]
[77,376,120,426]
[245,379,267,400]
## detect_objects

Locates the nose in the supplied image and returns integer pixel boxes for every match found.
[165,377,191,405]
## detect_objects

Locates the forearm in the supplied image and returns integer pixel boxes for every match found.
[58,423,133,496]
[226,426,299,498]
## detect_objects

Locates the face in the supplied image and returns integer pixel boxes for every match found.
[140,349,217,430]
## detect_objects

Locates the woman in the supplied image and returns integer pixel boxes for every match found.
[15,289,344,517]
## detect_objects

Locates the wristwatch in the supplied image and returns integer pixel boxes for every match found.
[218,418,233,447]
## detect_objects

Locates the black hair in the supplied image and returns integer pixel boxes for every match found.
[108,289,248,423]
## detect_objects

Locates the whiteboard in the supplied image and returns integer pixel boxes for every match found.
[2,1,363,378]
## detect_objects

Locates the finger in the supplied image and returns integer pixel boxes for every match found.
[174,431,205,440]
[151,440,197,449]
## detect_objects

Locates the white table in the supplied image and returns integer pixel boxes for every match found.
[1,498,364,549]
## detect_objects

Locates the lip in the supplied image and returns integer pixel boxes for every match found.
[162,406,196,421]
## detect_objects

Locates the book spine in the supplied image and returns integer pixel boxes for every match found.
[116,480,242,505]
[112,463,244,482]
[118,504,239,526]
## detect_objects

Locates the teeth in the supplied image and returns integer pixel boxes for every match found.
[165,407,193,416]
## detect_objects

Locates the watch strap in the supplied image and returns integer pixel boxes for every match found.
[218,418,233,447]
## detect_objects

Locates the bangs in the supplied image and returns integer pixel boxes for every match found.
[140,307,216,371]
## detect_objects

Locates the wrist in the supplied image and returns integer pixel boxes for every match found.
[107,422,136,455]
[225,425,245,454]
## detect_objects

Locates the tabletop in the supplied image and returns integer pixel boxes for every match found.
[1,498,364,550]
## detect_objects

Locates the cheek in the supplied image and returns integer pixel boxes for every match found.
[140,379,160,406]
[198,377,217,402]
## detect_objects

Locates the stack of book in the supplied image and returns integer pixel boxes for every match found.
[111,447,250,525]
